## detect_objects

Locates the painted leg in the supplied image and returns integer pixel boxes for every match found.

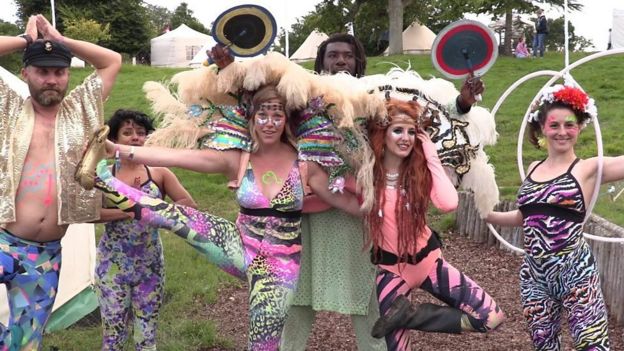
[420,258,505,332]
[95,254,132,350]
[563,245,610,350]
[241,216,302,351]
[94,160,246,279]
[374,269,412,351]
[0,231,62,350]
[520,257,563,351]
[131,262,165,351]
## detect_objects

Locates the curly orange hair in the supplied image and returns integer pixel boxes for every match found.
[366,99,433,259]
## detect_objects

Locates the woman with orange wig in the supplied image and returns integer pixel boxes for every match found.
[367,98,504,350]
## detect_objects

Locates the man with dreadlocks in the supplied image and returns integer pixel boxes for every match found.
[281,33,387,351]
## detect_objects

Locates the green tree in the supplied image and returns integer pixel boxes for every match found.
[543,16,593,52]
[0,19,23,73]
[14,0,151,57]
[63,18,111,44]
[465,0,583,56]
[144,3,173,38]
[170,2,210,34]
[276,0,465,57]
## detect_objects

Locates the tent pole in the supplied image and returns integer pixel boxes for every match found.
[564,0,569,67]
[284,0,290,58]
[50,0,56,28]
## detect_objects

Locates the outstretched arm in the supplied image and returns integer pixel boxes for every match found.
[485,210,523,227]
[35,14,121,100]
[306,162,362,217]
[108,140,240,180]
[598,155,624,184]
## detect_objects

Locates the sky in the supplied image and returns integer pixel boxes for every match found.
[1,0,623,51]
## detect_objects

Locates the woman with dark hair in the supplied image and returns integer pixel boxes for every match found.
[486,85,617,350]
[95,109,196,350]
[76,83,360,350]
[367,98,504,351]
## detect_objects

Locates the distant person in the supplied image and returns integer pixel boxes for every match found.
[533,8,548,57]
[515,36,530,58]
[607,28,612,50]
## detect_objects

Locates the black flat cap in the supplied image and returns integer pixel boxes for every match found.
[23,39,73,68]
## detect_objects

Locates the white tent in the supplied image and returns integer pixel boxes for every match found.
[290,30,328,62]
[189,37,218,67]
[612,9,624,49]
[151,24,212,67]
[384,22,436,55]
[0,66,98,331]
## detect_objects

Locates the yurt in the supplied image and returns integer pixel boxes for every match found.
[384,22,436,55]
[290,30,328,62]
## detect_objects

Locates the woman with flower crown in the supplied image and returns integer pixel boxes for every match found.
[485,84,618,350]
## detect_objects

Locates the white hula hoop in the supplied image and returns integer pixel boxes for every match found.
[488,49,624,252]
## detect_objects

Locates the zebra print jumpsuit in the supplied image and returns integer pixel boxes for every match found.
[517,158,610,350]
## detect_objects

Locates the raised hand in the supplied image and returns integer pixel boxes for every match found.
[459,74,485,107]
[208,44,234,69]
[418,132,437,159]
[24,15,38,40]
[35,14,63,42]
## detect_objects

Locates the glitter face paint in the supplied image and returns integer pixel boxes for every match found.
[255,102,286,127]
[543,114,579,137]
[541,109,580,152]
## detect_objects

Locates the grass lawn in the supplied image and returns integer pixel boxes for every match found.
[42,50,624,349]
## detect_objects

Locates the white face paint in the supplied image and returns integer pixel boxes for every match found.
[253,98,287,146]
[255,102,286,127]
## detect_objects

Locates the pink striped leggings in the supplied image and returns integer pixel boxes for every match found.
[376,257,504,351]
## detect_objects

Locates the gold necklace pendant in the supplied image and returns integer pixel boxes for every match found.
[261,170,282,185]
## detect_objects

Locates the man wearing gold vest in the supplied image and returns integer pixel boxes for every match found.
[0,15,121,349]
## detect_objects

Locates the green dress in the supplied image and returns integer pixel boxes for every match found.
[291,209,377,314]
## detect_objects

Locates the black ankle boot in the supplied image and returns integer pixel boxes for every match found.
[371,294,413,338]
[403,303,462,334]
[372,299,463,338]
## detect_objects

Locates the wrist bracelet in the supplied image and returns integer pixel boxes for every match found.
[128,146,135,160]
[114,145,121,170]
[18,34,33,48]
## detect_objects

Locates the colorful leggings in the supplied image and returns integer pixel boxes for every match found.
[520,241,610,350]
[93,160,301,350]
[376,257,504,351]
[0,228,62,351]
[95,230,165,350]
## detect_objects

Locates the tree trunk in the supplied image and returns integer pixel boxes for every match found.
[504,10,513,56]
[388,0,403,55]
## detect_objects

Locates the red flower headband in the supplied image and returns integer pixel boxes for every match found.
[528,84,597,125]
